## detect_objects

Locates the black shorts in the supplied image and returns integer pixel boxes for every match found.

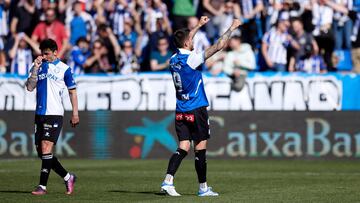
[34,115,63,145]
[175,107,210,141]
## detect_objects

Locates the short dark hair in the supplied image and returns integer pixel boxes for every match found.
[291,17,302,23]
[158,36,168,44]
[76,36,89,45]
[231,35,241,41]
[173,28,190,48]
[39,38,58,52]
[97,23,108,32]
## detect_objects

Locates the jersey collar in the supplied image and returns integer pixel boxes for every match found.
[49,59,60,65]
[178,48,192,54]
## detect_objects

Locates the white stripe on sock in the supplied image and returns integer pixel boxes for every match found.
[64,173,71,181]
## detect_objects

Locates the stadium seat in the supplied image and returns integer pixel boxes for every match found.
[334,49,353,71]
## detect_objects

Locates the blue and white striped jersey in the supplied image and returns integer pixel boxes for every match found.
[111,4,131,36]
[262,28,290,65]
[169,49,209,112]
[296,55,326,73]
[29,59,76,116]
[239,0,262,19]
[0,3,8,37]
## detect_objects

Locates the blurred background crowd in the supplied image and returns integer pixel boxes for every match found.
[0,0,360,76]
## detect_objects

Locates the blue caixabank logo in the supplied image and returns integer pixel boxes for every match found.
[126,114,177,159]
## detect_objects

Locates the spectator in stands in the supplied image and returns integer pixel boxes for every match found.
[150,36,172,72]
[333,0,352,50]
[267,1,304,30]
[261,12,299,71]
[351,7,360,73]
[265,0,283,31]
[219,0,241,35]
[90,0,107,25]
[10,0,37,36]
[36,0,52,21]
[171,0,196,31]
[9,32,40,76]
[37,0,66,23]
[187,16,210,53]
[238,0,264,49]
[0,0,9,73]
[143,9,172,71]
[119,40,140,74]
[83,39,112,73]
[146,0,169,34]
[118,18,141,48]
[312,0,336,71]
[97,23,121,71]
[146,7,172,46]
[66,0,95,46]
[109,0,131,38]
[31,8,69,59]
[294,43,327,73]
[289,18,319,72]
[224,35,256,91]
[69,37,91,74]
[202,0,225,42]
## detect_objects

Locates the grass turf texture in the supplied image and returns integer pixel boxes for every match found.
[0,159,359,202]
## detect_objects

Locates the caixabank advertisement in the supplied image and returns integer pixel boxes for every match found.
[0,111,359,159]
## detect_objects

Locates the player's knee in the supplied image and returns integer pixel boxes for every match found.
[41,140,54,154]
[179,141,191,152]
[179,146,190,153]
[194,140,207,151]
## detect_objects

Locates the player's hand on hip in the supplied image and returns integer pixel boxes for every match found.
[199,16,210,26]
[230,19,242,31]
[34,56,44,69]
[70,115,80,128]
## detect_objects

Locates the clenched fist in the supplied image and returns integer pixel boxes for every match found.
[199,16,210,26]
[34,56,44,69]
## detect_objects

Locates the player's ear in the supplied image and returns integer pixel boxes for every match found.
[54,50,58,57]
[184,39,189,49]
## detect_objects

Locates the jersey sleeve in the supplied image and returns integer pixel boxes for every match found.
[187,51,205,70]
[64,67,76,89]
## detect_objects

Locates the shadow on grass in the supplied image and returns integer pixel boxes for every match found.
[109,190,165,196]
[0,190,29,194]
[108,190,194,196]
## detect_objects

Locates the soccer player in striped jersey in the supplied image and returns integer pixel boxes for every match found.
[160,16,241,197]
[26,39,79,195]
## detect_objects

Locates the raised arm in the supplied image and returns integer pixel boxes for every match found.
[204,19,241,60]
[189,16,209,40]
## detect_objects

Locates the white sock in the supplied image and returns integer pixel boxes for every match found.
[164,174,174,185]
[64,173,71,181]
[200,182,208,191]
[39,185,46,190]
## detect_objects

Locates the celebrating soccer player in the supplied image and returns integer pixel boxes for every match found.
[160,16,241,196]
[26,39,79,195]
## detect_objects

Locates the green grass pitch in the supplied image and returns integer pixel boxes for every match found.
[0,159,359,202]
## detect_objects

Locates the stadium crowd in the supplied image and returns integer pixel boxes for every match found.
[0,0,360,76]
